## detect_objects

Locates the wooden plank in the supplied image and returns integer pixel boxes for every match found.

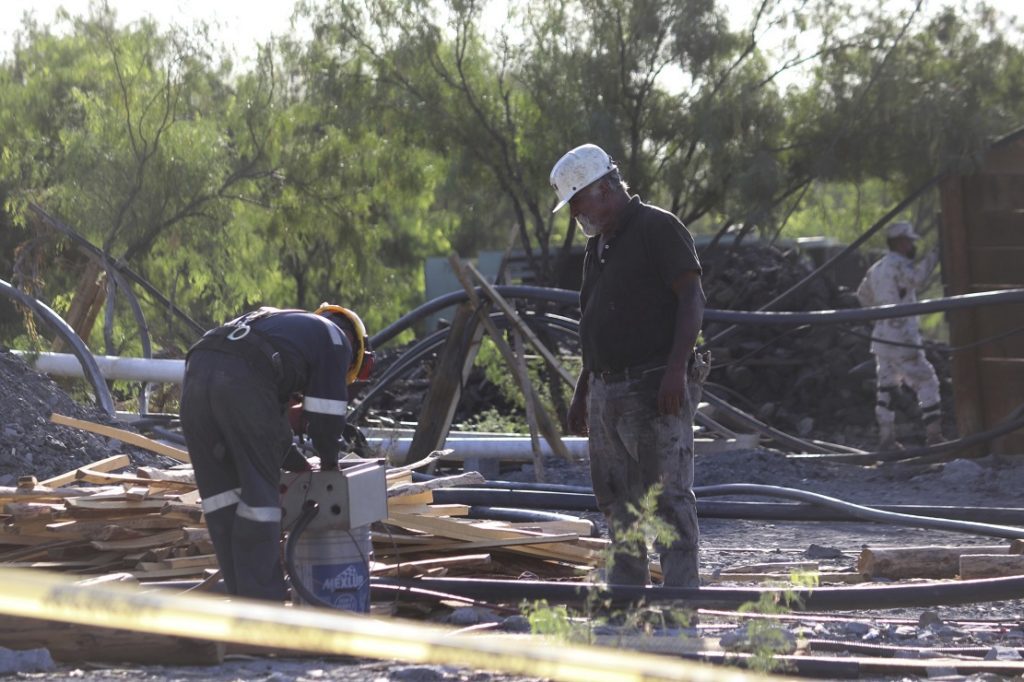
[386,512,600,565]
[967,246,1024,286]
[136,467,196,485]
[963,209,1024,248]
[89,529,184,552]
[400,301,485,466]
[940,174,984,444]
[978,358,1024,453]
[371,553,493,577]
[40,454,134,488]
[465,260,576,388]
[50,413,190,463]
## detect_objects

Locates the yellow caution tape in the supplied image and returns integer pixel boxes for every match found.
[0,567,780,682]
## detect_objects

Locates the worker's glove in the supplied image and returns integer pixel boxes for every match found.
[281,444,312,472]
[319,453,339,471]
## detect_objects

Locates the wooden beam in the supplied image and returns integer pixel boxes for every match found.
[465,261,576,388]
[448,254,571,464]
[39,454,131,488]
[50,414,190,463]
[399,301,486,466]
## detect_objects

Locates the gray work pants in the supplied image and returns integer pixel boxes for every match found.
[587,354,708,588]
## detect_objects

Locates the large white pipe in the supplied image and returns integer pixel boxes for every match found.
[12,350,185,384]
[366,436,590,461]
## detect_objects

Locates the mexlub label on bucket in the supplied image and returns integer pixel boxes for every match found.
[312,561,370,611]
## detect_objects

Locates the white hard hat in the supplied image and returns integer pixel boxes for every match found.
[549,144,617,213]
[886,221,921,240]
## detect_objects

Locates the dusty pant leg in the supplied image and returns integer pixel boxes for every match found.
[643,359,705,588]
[206,355,292,601]
[180,353,242,594]
[587,378,650,586]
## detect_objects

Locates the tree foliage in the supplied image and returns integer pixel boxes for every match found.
[1,0,1022,355]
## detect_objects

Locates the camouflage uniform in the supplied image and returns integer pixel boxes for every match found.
[857,250,941,444]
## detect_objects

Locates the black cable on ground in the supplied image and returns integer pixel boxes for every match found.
[695,483,1024,539]
[792,403,1024,464]
[372,573,1024,611]
[283,500,336,609]
[432,483,1024,539]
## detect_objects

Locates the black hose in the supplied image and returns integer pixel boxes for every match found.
[695,483,1024,540]
[433,488,597,511]
[282,500,336,609]
[372,573,1024,610]
[431,483,1024,540]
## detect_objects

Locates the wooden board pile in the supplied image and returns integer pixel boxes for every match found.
[0,417,618,585]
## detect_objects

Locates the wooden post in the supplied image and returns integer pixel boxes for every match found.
[399,301,486,467]
[513,330,546,482]
[465,261,576,388]
[52,258,107,353]
[448,254,572,463]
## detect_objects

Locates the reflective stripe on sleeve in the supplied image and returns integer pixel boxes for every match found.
[303,396,348,416]
[201,488,241,514]
[237,501,283,523]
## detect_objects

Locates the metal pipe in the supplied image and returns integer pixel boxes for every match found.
[11,350,185,383]
[0,278,115,416]
[366,436,590,461]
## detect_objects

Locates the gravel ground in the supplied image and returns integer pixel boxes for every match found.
[3,348,1024,680]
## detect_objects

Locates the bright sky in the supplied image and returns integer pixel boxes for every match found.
[0,0,299,64]
[1,0,1020,65]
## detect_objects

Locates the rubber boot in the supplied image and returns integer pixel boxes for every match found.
[925,420,944,446]
[660,550,701,589]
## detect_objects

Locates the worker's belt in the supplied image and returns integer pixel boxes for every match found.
[187,326,283,381]
[593,360,666,384]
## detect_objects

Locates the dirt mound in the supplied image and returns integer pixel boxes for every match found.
[0,349,176,483]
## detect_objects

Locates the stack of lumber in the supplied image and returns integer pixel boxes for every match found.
[0,454,212,581]
[0,447,620,584]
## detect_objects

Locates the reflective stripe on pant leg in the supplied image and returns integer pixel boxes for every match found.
[201,488,241,514]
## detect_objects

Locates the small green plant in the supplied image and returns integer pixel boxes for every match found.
[732,571,819,673]
[522,483,698,643]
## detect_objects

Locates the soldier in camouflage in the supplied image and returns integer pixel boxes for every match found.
[856,221,943,449]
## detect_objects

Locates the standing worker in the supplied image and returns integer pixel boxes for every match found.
[180,304,373,601]
[550,143,710,588]
[856,221,943,449]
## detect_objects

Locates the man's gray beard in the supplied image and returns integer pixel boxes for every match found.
[577,216,600,238]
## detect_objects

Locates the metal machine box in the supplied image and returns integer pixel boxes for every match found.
[280,460,388,531]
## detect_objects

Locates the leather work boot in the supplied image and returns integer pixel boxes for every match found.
[925,421,944,446]
[659,550,701,589]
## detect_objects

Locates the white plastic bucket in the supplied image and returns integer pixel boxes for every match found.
[291,524,372,611]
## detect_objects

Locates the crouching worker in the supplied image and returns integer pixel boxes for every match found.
[180,303,372,601]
